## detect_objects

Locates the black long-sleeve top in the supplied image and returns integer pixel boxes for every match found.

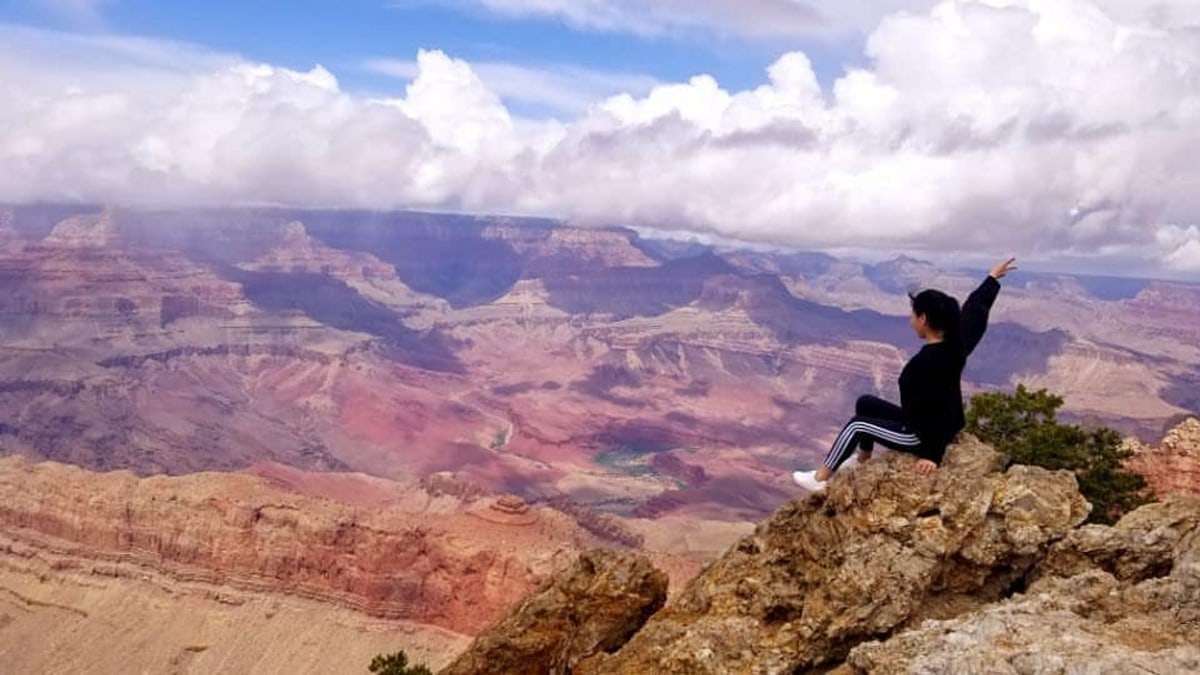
[899,276,1001,463]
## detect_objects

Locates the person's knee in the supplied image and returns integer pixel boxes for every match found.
[855,395,873,413]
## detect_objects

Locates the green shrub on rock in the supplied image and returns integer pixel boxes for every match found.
[966,384,1152,524]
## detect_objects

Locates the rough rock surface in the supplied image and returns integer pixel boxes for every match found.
[439,549,667,675]
[1037,497,1200,582]
[572,437,1090,674]
[1126,417,1200,497]
[438,439,1200,675]
[0,456,594,635]
[846,498,1200,674]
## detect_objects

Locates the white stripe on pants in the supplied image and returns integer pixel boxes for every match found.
[823,419,921,470]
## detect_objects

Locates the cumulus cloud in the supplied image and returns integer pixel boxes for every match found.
[367,57,658,116]
[2,0,1200,277]
[1,28,453,207]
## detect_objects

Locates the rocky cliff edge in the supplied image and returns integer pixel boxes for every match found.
[443,435,1200,674]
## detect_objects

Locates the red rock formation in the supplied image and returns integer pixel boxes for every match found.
[1126,418,1200,497]
[0,213,246,340]
[0,457,596,634]
[422,472,488,502]
[549,498,646,548]
[493,494,529,514]
[247,220,413,292]
[0,205,1197,523]
[472,495,539,526]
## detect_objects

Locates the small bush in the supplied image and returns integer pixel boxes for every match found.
[368,650,433,675]
[966,384,1152,524]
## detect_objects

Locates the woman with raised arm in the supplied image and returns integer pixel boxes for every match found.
[792,257,1018,492]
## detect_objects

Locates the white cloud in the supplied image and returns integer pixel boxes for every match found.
[1158,226,1200,273]
[448,0,937,40]
[2,0,1200,277]
[0,25,443,207]
[366,57,658,115]
[1091,0,1200,30]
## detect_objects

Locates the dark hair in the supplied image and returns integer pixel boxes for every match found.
[908,289,963,360]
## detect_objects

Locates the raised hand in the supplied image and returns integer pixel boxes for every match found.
[989,257,1018,280]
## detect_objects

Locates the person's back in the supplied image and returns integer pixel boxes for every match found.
[899,339,967,463]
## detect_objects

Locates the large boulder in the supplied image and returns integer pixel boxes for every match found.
[577,436,1090,674]
[846,498,1200,674]
[438,549,667,675]
[1036,497,1200,581]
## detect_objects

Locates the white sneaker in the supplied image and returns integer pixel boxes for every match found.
[792,470,828,492]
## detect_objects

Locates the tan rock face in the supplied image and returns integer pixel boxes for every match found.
[440,443,1200,675]
[1037,498,1200,582]
[846,498,1200,675]
[439,549,668,675]
[568,437,1090,674]
[0,456,596,635]
[846,570,1200,675]
[1126,417,1200,497]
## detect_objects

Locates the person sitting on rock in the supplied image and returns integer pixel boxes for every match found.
[792,257,1018,492]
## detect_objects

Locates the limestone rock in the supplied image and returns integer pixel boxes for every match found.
[439,549,668,675]
[845,571,1200,675]
[846,498,1200,675]
[1037,497,1200,582]
[575,436,1090,674]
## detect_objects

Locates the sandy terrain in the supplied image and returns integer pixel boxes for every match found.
[0,553,466,675]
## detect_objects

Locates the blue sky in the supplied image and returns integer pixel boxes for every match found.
[0,0,863,114]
